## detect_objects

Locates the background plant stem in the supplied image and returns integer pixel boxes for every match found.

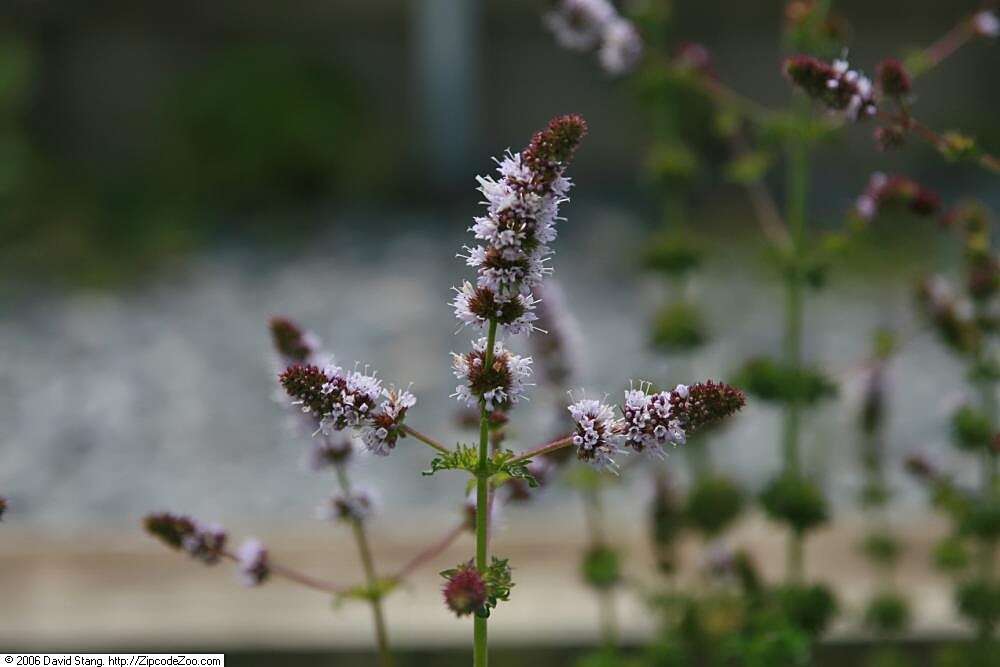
[335,464,393,667]
[782,100,810,582]
[474,318,498,667]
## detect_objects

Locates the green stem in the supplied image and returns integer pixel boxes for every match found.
[335,465,393,667]
[583,485,619,648]
[474,318,499,667]
[782,99,810,583]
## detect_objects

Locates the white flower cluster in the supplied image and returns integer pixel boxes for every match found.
[452,281,539,337]
[360,386,418,456]
[544,0,643,75]
[315,363,384,434]
[236,538,269,587]
[283,359,417,458]
[454,151,571,338]
[568,398,623,471]
[827,58,877,121]
[451,337,533,410]
[621,383,689,458]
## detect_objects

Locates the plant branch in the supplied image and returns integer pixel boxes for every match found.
[403,425,452,454]
[221,551,345,595]
[507,434,574,466]
[391,521,467,582]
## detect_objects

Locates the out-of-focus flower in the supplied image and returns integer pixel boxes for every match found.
[543,0,615,52]
[672,41,716,78]
[599,18,643,75]
[530,281,582,388]
[0,496,6,521]
[307,434,355,470]
[144,513,228,565]
[972,10,999,38]
[874,125,906,152]
[236,539,270,587]
[854,172,940,222]
[452,338,533,410]
[269,317,321,366]
[442,562,488,616]
[904,452,939,482]
[504,457,556,503]
[875,58,911,98]
[784,54,877,121]
[568,398,623,470]
[544,0,643,75]
[320,489,377,523]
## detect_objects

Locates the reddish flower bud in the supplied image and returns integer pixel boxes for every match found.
[144,513,227,564]
[784,55,876,121]
[874,125,906,152]
[876,58,911,98]
[670,381,747,432]
[442,563,488,617]
[904,453,937,481]
[673,41,715,78]
[269,317,318,365]
[521,114,589,194]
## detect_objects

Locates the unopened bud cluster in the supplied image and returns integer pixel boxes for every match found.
[784,55,877,121]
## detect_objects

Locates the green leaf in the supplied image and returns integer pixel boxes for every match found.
[422,443,479,477]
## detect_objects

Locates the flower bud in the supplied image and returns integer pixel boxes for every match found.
[269,317,320,365]
[144,513,227,565]
[875,58,911,98]
[442,563,488,617]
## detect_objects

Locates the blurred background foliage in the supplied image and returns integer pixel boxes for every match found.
[0,0,996,291]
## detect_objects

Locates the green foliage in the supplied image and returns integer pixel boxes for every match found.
[733,357,837,406]
[771,583,838,637]
[955,579,1000,632]
[860,532,902,568]
[760,473,829,534]
[333,578,399,606]
[724,151,774,185]
[481,557,514,614]
[950,404,994,452]
[642,233,704,276]
[645,142,701,185]
[958,499,1000,543]
[863,591,911,636]
[684,475,745,536]
[422,445,537,489]
[866,647,913,667]
[581,545,621,590]
[933,535,971,573]
[651,301,709,352]
[423,444,480,476]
